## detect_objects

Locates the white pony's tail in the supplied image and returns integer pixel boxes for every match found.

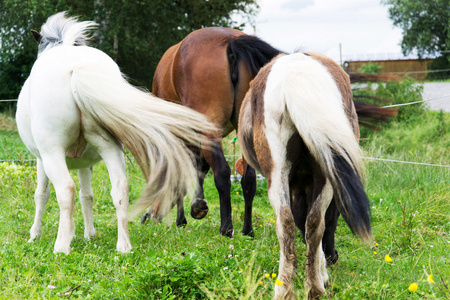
[268,53,371,240]
[70,57,216,220]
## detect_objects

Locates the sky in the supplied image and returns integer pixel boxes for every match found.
[235,0,405,64]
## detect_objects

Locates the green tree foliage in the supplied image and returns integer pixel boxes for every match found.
[382,0,449,57]
[0,0,258,109]
[382,0,450,78]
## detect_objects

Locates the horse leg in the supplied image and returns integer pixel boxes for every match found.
[190,154,210,221]
[78,167,96,239]
[323,199,339,265]
[200,141,233,237]
[39,153,76,254]
[268,167,297,299]
[141,149,208,226]
[305,176,333,299]
[29,159,50,242]
[240,159,256,237]
[100,149,131,253]
[292,186,339,265]
[173,196,187,226]
[291,186,308,242]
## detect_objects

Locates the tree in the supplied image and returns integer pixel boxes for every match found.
[382,0,450,79]
[0,0,258,109]
[382,0,449,57]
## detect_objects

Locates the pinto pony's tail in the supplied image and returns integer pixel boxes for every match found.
[275,53,372,242]
[70,57,217,220]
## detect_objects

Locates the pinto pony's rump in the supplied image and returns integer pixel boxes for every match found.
[16,12,215,254]
[238,52,372,299]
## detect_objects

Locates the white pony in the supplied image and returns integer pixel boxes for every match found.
[16,12,216,254]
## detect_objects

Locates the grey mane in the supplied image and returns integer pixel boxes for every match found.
[36,12,97,55]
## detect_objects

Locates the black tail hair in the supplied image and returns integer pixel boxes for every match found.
[226,35,283,86]
[332,151,372,240]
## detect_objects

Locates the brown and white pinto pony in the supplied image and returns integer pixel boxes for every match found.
[238,52,373,299]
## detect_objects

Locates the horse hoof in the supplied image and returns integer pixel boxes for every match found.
[176,217,187,227]
[326,250,339,266]
[242,229,254,238]
[307,285,325,300]
[191,199,209,219]
[141,212,151,224]
[221,228,234,238]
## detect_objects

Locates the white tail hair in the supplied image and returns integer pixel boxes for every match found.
[70,49,216,220]
[267,53,363,184]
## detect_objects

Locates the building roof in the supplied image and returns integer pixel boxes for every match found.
[344,52,436,62]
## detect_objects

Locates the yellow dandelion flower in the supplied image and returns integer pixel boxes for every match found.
[270,218,275,223]
[259,224,263,227]
[265,273,270,278]
[272,273,276,278]
[408,282,418,292]
[275,279,284,286]
[385,255,393,263]
[398,200,401,203]
[375,243,379,246]
[428,274,434,284]
[259,281,263,285]
[208,216,211,219]
[373,251,377,255]
[236,192,239,195]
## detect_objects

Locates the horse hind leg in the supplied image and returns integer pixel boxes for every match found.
[240,160,256,237]
[29,159,50,242]
[85,123,131,253]
[39,152,76,254]
[305,178,333,299]
[291,185,339,265]
[267,168,297,299]
[199,142,233,237]
[190,154,211,221]
[78,167,96,239]
[323,198,339,265]
[100,148,131,253]
[141,152,208,226]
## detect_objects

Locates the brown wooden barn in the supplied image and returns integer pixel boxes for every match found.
[344,58,434,81]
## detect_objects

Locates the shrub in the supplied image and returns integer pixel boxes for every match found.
[358,62,382,74]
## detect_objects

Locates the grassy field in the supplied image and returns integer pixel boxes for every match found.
[1,84,450,299]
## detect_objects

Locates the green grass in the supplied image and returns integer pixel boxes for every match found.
[1,97,450,299]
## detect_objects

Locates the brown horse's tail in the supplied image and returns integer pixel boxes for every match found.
[226,35,282,89]
[354,100,398,130]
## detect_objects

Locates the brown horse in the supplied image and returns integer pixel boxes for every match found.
[238,52,372,299]
[142,27,282,238]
